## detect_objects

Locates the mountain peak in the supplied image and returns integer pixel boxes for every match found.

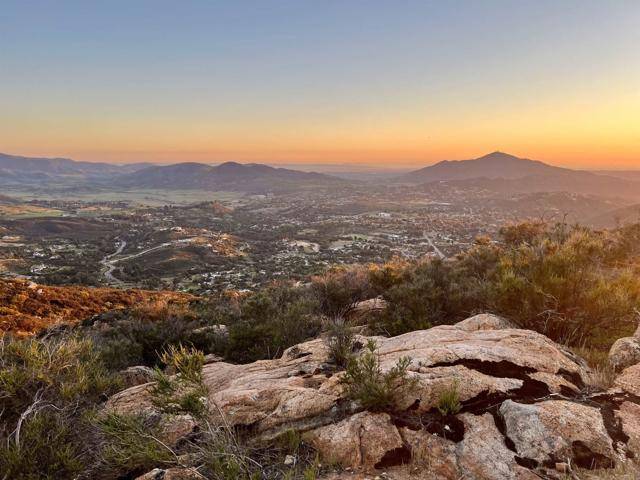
[476,151,522,162]
[398,152,563,184]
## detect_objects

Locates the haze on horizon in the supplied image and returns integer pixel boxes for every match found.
[1,0,639,169]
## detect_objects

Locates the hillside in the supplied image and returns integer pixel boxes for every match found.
[595,170,640,181]
[114,161,350,192]
[0,152,149,176]
[401,152,640,200]
[0,279,194,336]
[588,203,640,229]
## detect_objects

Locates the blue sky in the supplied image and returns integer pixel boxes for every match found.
[1,1,639,167]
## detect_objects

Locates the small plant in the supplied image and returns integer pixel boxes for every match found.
[341,339,416,411]
[151,344,208,418]
[437,381,462,416]
[160,343,205,382]
[326,318,355,367]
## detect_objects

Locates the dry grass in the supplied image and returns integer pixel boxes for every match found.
[572,346,617,391]
[574,462,640,479]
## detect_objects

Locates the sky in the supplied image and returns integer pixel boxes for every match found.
[1,0,639,169]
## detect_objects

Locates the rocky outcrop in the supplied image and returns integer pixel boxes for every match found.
[106,314,640,479]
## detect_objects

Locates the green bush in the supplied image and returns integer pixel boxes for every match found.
[436,381,462,416]
[341,339,416,411]
[94,412,175,477]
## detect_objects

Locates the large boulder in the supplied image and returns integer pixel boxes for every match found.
[105,315,640,479]
[499,400,619,468]
[609,337,640,371]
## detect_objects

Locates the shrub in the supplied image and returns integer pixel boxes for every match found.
[311,266,375,318]
[326,318,355,368]
[0,409,86,479]
[0,335,121,426]
[90,304,213,370]
[222,283,322,363]
[341,339,416,411]
[94,412,175,477]
[151,344,208,418]
[0,334,121,479]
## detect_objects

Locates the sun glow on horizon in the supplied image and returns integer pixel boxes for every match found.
[1,1,639,169]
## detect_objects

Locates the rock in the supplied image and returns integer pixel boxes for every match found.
[615,401,640,459]
[303,412,405,470]
[284,454,296,466]
[456,413,540,480]
[634,323,640,338]
[106,315,625,478]
[203,353,223,364]
[135,467,201,480]
[120,365,156,388]
[613,364,640,396]
[159,414,197,447]
[105,382,156,415]
[346,297,388,324]
[499,399,618,468]
[609,337,640,371]
[454,313,516,332]
[192,324,228,338]
[399,428,459,479]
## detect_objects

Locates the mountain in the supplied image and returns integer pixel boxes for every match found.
[0,152,149,176]
[398,151,573,183]
[114,161,350,193]
[399,152,640,200]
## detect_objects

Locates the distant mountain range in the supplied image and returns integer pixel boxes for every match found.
[0,153,348,193]
[113,161,348,192]
[398,152,640,200]
[3,150,640,199]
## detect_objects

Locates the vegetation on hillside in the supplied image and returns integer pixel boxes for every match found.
[2,221,640,478]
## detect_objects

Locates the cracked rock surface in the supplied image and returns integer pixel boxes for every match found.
[107,314,640,479]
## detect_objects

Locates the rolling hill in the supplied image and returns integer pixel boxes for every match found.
[0,152,149,176]
[113,161,349,193]
[399,152,640,200]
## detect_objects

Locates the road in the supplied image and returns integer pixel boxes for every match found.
[100,240,126,284]
[422,231,446,259]
[100,238,197,285]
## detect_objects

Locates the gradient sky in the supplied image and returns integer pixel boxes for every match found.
[1,1,639,168]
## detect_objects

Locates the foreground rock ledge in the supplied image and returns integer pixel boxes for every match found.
[107,314,640,479]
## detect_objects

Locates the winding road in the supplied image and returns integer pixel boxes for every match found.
[100,240,126,284]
